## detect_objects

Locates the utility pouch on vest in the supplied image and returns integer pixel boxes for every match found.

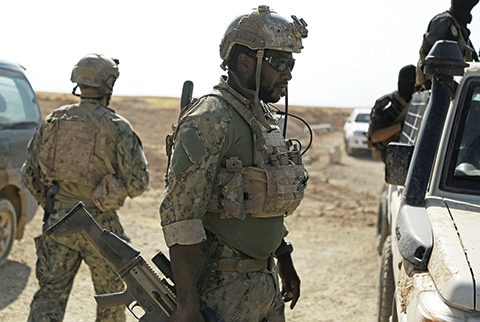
[246,164,305,217]
[92,174,128,211]
[210,163,305,218]
[218,157,246,220]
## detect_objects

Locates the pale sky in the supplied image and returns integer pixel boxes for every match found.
[3,0,480,108]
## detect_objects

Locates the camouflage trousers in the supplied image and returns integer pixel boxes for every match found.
[199,243,285,322]
[27,208,129,322]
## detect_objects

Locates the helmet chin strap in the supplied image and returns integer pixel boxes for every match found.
[253,49,264,110]
[228,49,272,130]
[72,85,81,97]
[254,49,276,130]
[72,84,110,104]
[283,86,289,138]
[228,70,256,100]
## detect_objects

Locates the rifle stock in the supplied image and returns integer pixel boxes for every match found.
[44,202,224,322]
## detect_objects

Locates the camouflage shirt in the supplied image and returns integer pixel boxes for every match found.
[22,98,149,210]
[160,77,286,259]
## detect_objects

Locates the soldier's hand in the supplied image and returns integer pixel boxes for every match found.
[276,253,301,309]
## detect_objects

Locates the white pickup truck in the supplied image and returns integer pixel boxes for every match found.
[377,40,480,321]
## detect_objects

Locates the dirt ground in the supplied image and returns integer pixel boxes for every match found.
[0,93,385,321]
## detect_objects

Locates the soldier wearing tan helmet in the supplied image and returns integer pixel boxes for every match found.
[22,53,149,322]
[160,6,308,321]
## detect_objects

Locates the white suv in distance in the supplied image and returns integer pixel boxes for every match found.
[343,108,371,155]
[0,59,41,266]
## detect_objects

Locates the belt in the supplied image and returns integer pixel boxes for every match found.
[53,200,97,213]
[216,256,273,273]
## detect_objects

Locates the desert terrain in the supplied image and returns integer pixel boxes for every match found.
[0,92,384,321]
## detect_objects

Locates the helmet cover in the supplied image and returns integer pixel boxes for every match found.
[219,5,308,64]
[71,54,119,93]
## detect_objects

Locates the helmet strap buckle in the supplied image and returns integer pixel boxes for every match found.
[72,85,81,97]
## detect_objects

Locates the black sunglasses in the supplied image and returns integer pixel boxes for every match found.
[264,56,295,72]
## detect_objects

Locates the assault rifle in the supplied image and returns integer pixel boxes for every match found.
[44,202,224,322]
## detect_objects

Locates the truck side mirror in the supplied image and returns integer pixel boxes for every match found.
[385,143,414,186]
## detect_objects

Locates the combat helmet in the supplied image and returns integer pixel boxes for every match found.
[71,53,120,98]
[219,5,307,113]
[220,5,308,70]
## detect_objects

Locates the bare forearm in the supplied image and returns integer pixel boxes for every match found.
[169,243,202,310]
[370,123,402,143]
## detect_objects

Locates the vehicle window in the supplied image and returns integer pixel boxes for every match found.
[442,79,480,194]
[400,91,430,145]
[453,86,480,175]
[354,113,370,123]
[0,69,41,125]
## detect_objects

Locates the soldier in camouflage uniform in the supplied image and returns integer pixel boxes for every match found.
[416,0,479,89]
[160,6,308,322]
[22,53,149,322]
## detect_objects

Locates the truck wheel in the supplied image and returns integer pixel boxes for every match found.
[376,193,389,255]
[377,236,394,322]
[0,199,17,266]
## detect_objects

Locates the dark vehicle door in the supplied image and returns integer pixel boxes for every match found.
[0,67,42,170]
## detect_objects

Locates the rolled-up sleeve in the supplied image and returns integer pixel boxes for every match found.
[162,219,206,247]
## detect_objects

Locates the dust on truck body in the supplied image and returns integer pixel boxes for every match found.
[377,40,480,321]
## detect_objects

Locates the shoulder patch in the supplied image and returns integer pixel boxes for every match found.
[181,127,206,164]
[450,24,458,38]
[170,127,206,175]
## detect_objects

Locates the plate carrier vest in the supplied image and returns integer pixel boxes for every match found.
[38,102,116,188]
[167,88,307,220]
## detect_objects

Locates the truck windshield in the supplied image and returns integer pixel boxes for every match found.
[355,113,370,123]
[454,85,480,178]
[0,69,41,126]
